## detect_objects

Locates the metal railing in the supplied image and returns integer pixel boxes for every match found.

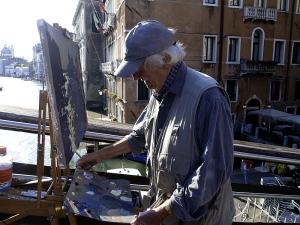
[101,60,122,75]
[1,119,300,223]
[240,60,277,76]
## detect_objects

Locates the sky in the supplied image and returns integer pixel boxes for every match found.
[0,0,79,61]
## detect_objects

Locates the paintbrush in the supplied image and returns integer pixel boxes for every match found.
[74,151,97,174]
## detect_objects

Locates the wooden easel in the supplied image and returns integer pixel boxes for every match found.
[0,90,74,225]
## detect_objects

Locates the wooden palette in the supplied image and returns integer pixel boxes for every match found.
[64,169,135,223]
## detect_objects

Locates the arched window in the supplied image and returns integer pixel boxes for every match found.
[251,28,264,61]
[252,31,260,60]
[255,0,266,8]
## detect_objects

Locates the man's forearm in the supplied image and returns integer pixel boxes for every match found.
[96,138,132,161]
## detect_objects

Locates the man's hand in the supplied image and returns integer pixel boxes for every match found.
[130,209,166,225]
[76,152,100,170]
[130,199,171,225]
[76,139,132,170]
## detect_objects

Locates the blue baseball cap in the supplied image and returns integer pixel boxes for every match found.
[114,20,175,78]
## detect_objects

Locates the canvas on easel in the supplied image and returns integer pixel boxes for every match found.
[36,20,136,224]
[37,19,87,169]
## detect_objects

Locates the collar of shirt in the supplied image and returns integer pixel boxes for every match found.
[153,61,184,102]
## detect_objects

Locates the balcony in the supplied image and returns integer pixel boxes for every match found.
[240,60,277,76]
[101,60,121,75]
[243,6,277,22]
[102,13,116,36]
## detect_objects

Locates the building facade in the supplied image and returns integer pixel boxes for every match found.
[72,0,106,110]
[96,0,300,136]
[32,43,46,80]
[0,45,28,77]
[0,45,14,58]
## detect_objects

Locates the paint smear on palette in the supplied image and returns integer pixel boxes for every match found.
[100,195,127,209]
[121,196,132,202]
[83,195,101,208]
[107,209,131,222]
[101,208,132,222]
[111,189,122,196]
[84,183,106,195]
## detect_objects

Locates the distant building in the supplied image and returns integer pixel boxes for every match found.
[32,43,45,80]
[0,45,14,58]
[15,65,29,77]
[4,65,15,77]
[0,59,10,76]
[93,0,300,131]
[72,0,105,110]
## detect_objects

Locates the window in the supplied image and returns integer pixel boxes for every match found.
[278,0,288,11]
[286,106,297,115]
[231,114,236,124]
[226,80,238,102]
[91,12,101,33]
[297,0,300,13]
[292,41,300,65]
[203,0,217,6]
[203,35,217,63]
[137,80,149,101]
[227,37,241,63]
[252,31,260,60]
[255,0,266,8]
[270,80,281,101]
[229,0,243,8]
[295,81,300,100]
[273,40,285,64]
[251,29,264,61]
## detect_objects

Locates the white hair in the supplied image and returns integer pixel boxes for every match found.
[144,28,186,70]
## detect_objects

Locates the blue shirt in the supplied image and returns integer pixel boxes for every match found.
[125,62,234,221]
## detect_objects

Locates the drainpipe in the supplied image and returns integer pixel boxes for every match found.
[284,0,295,102]
[217,0,225,84]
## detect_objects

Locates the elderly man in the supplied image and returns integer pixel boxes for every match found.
[76,20,235,225]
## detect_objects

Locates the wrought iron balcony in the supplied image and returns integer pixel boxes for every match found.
[101,60,121,75]
[240,60,277,76]
[102,13,116,35]
[243,6,277,22]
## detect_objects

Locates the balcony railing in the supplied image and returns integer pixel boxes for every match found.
[243,6,277,22]
[101,60,122,75]
[102,13,116,35]
[240,60,277,76]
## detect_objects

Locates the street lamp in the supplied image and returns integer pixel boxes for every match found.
[242,104,247,109]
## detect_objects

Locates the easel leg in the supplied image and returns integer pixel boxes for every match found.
[37,90,47,208]
[48,205,60,225]
[67,213,78,225]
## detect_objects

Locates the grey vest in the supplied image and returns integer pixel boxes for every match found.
[144,68,235,224]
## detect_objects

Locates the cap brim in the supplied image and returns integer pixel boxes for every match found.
[114,58,145,78]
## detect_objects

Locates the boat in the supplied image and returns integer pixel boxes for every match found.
[107,167,142,176]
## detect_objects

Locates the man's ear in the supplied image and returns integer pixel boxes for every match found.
[162,54,171,69]
[162,54,171,64]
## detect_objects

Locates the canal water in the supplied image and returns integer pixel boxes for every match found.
[0,76,146,176]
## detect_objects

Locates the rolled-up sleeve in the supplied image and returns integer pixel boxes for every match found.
[125,106,148,156]
[170,88,234,221]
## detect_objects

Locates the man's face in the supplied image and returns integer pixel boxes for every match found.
[132,62,169,94]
